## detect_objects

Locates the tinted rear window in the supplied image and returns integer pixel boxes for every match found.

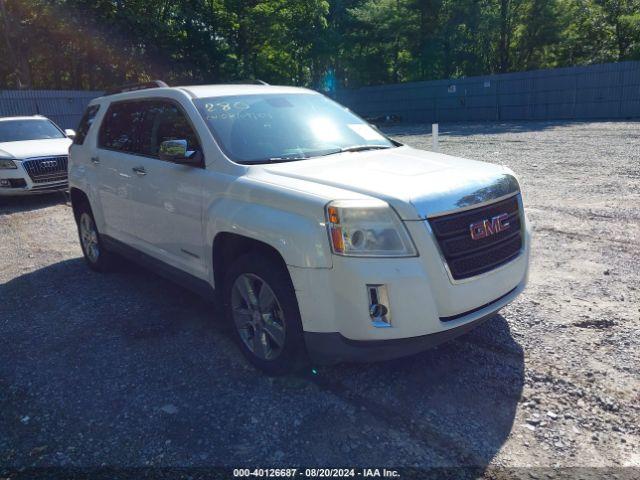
[73,105,100,145]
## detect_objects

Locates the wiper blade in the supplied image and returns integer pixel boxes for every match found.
[241,155,309,164]
[339,145,393,153]
[245,145,394,164]
[310,145,394,159]
[266,156,309,163]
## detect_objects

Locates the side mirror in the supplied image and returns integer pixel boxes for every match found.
[159,139,201,165]
[65,129,76,139]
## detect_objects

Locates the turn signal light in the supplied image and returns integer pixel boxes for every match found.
[327,206,340,224]
[327,205,345,253]
[330,226,345,253]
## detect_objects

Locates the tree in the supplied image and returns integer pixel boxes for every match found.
[598,0,640,60]
[0,0,637,90]
[511,0,559,70]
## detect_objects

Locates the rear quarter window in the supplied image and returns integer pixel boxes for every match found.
[73,105,100,145]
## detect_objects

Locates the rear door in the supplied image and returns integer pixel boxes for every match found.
[95,101,146,249]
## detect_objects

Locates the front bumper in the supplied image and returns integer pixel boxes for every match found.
[0,162,67,196]
[289,209,531,364]
[304,281,523,364]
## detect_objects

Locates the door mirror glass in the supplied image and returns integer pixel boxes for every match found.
[65,129,76,139]
[159,139,187,160]
[159,139,201,165]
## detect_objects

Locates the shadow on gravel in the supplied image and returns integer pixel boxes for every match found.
[0,258,523,470]
[309,314,524,468]
[0,192,67,214]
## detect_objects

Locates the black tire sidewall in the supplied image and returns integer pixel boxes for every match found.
[76,203,111,272]
[224,252,307,375]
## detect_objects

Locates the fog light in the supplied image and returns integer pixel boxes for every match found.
[367,284,392,328]
[0,179,10,187]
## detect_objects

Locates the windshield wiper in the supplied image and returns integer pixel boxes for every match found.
[241,155,310,165]
[313,145,394,158]
[266,155,310,163]
[244,145,394,164]
[339,145,393,153]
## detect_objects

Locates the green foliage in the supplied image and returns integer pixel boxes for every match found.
[0,0,638,89]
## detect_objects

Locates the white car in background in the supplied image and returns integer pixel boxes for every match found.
[0,116,75,195]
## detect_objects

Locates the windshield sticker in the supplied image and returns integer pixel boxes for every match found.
[266,97,294,108]
[348,123,385,141]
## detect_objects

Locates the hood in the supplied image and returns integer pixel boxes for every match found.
[260,146,520,219]
[0,138,72,160]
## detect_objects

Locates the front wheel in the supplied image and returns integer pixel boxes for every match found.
[224,253,308,375]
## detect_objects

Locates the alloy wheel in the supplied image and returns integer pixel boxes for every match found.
[231,273,286,360]
[79,212,100,263]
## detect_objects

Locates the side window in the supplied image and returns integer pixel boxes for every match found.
[73,105,100,145]
[98,102,145,152]
[138,101,201,158]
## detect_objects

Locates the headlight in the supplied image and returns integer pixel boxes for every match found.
[0,158,17,169]
[325,199,417,257]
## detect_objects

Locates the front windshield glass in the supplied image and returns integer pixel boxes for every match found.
[0,119,65,143]
[194,93,394,163]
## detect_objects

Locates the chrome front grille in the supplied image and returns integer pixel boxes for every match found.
[428,194,523,281]
[22,156,68,184]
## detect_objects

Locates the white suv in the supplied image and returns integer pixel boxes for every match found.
[68,81,530,374]
[0,116,75,195]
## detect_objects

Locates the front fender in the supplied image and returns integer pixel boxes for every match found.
[205,198,333,269]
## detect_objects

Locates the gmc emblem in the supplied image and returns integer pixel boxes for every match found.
[469,213,510,240]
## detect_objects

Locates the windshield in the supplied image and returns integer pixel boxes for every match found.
[0,119,65,143]
[194,93,395,164]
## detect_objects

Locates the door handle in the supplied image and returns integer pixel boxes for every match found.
[132,166,147,176]
[91,156,100,165]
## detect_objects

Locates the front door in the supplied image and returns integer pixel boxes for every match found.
[127,100,206,279]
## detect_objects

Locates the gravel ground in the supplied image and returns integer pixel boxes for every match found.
[0,121,638,474]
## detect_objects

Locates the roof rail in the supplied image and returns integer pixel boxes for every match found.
[105,80,169,96]
[228,79,270,86]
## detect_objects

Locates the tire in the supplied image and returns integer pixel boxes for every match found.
[76,201,115,272]
[224,252,308,375]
